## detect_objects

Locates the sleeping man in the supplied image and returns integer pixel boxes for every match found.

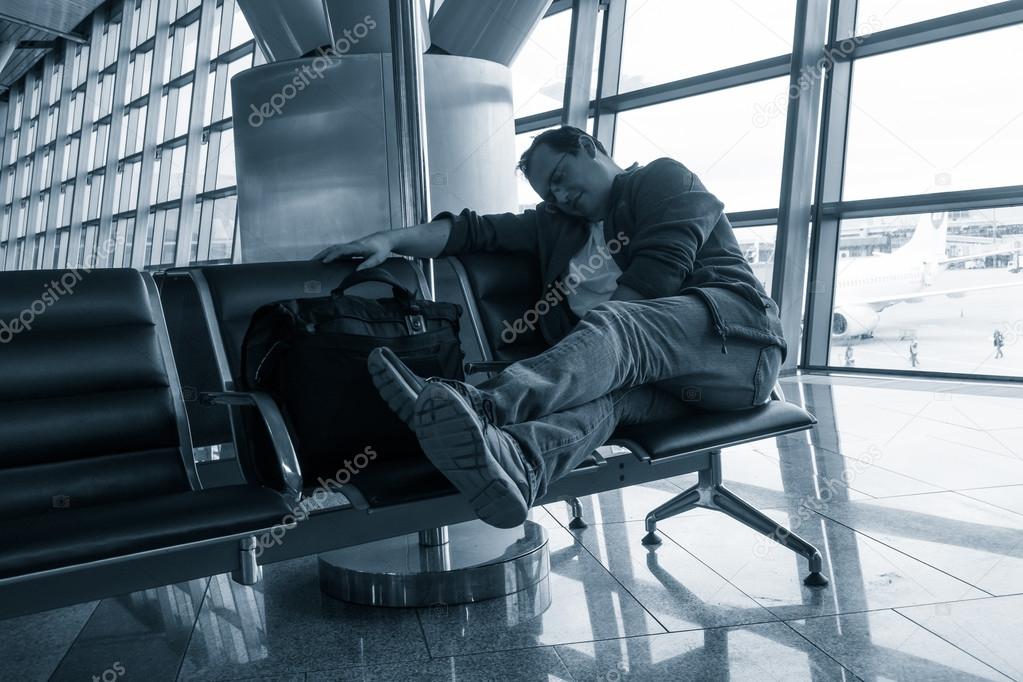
[316,125,785,529]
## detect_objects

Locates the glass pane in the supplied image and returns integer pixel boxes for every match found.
[208,196,236,260]
[738,224,778,294]
[167,144,186,200]
[57,183,74,226]
[49,64,63,104]
[181,21,199,75]
[55,227,69,267]
[24,121,36,153]
[613,77,789,213]
[843,26,1023,200]
[619,0,796,92]
[215,129,235,189]
[509,12,571,117]
[106,22,121,67]
[223,54,253,120]
[161,207,180,264]
[829,208,1023,377]
[856,0,1004,34]
[172,82,193,138]
[230,6,254,50]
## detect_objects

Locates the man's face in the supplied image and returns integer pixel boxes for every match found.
[525,142,612,221]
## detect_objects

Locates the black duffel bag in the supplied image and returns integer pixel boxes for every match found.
[241,267,464,481]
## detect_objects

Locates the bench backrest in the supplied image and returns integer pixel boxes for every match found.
[0,269,195,519]
[453,252,548,362]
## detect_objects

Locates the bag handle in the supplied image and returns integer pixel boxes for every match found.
[332,267,420,303]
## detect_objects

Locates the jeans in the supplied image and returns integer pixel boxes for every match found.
[476,290,784,501]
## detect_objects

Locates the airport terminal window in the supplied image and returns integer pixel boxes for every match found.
[828,207,1023,377]
[618,0,796,92]
[509,11,571,118]
[112,216,136,266]
[114,160,143,213]
[229,5,254,51]
[843,25,1023,200]
[213,128,236,189]
[221,52,253,120]
[612,77,790,213]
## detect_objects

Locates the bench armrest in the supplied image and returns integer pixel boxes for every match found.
[464,360,514,375]
[200,390,303,502]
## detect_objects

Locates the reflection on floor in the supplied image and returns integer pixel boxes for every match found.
[4,373,1023,681]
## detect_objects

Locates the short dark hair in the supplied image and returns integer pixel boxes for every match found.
[517,126,608,176]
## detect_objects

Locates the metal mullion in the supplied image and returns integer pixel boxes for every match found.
[149,207,166,263]
[67,12,108,269]
[593,0,625,152]
[828,185,1023,219]
[772,0,830,370]
[131,0,174,268]
[599,54,791,115]
[194,128,222,260]
[849,1,1023,60]
[207,60,228,124]
[0,103,7,208]
[0,96,14,248]
[562,0,600,128]
[217,0,238,63]
[95,0,139,268]
[729,209,781,228]
[24,60,55,269]
[804,0,857,368]
[42,46,76,268]
[516,110,565,133]
[173,0,216,267]
[5,75,35,270]
[172,5,202,29]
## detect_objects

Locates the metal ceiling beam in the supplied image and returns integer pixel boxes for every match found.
[0,11,88,44]
[0,40,16,74]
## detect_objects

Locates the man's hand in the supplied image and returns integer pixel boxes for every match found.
[312,232,395,270]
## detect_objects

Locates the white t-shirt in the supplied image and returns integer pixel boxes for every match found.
[564,221,623,318]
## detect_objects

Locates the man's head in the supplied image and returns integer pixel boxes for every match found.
[518,126,623,221]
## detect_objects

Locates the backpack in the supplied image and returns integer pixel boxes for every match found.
[241,267,464,482]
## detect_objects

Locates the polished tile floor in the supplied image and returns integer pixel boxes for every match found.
[4,373,1023,681]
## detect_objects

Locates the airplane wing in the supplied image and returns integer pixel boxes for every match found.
[843,280,1023,310]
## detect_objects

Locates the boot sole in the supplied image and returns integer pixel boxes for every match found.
[413,382,528,529]
[367,347,420,427]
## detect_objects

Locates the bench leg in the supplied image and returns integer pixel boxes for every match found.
[231,536,263,586]
[567,497,587,529]
[642,450,828,587]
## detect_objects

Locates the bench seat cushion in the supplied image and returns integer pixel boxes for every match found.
[0,486,293,580]
[610,400,815,462]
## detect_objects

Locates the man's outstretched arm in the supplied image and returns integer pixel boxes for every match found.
[314,217,453,269]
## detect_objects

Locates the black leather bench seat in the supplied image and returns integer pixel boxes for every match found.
[0,485,292,580]
[611,400,814,461]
